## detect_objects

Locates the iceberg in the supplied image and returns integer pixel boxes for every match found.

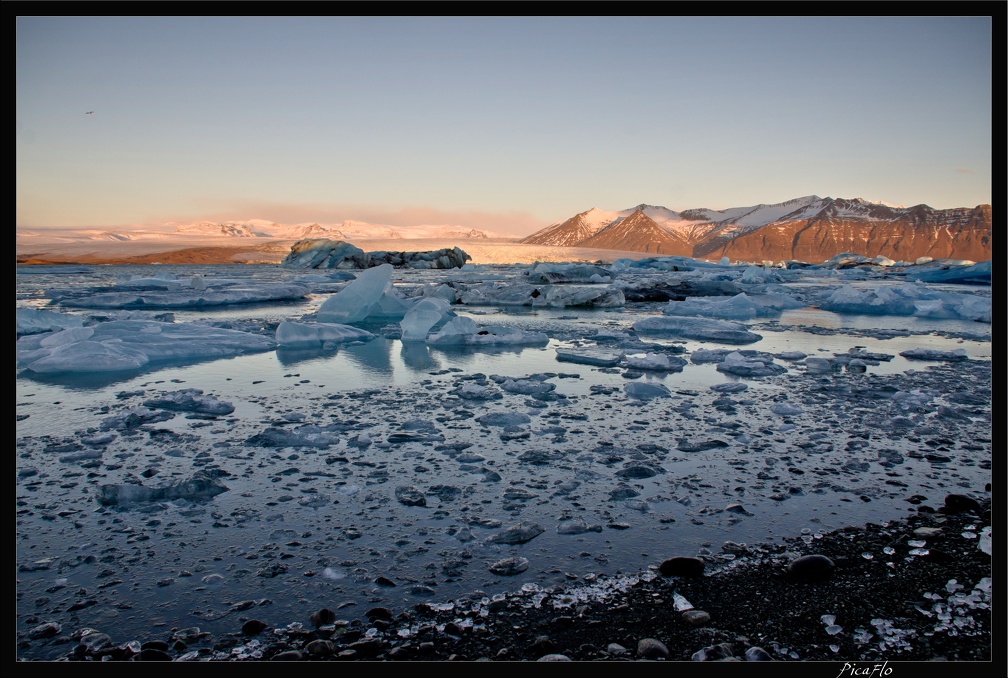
[316,264,394,324]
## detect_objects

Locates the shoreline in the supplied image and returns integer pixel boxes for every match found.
[18,494,992,663]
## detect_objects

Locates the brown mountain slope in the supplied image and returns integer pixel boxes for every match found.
[692,205,992,262]
[578,210,691,256]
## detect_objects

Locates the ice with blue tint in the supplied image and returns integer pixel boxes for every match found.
[524,262,613,284]
[56,280,310,309]
[663,292,804,320]
[16,319,276,374]
[400,297,453,342]
[427,314,548,347]
[634,315,763,344]
[904,259,992,284]
[316,263,395,323]
[275,321,375,348]
[816,283,991,322]
[16,307,85,335]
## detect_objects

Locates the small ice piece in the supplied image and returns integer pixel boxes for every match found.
[710,381,748,393]
[624,352,685,371]
[672,592,693,612]
[624,381,672,399]
[555,347,624,367]
[978,526,991,555]
[770,402,802,416]
[900,348,969,362]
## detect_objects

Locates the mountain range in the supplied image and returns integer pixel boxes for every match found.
[520,196,992,263]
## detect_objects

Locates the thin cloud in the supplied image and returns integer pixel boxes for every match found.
[955,168,975,175]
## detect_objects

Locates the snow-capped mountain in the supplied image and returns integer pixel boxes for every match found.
[168,220,492,241]
[522,196,992,263]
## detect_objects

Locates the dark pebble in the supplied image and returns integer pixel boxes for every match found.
[309,608,336,627]
[658,556,705,577]
[138,648,173,661]
[242,619,269,636]
[786,554,835,581]
[271,650,304,661]
[943,493,982,514]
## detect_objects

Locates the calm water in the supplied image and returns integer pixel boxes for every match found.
[15,261,992,659]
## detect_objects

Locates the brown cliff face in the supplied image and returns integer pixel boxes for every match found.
[528,199,991,263]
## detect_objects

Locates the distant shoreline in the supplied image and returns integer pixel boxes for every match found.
[15,238,663,267]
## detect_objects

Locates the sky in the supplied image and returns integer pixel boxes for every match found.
[15,15,994,237]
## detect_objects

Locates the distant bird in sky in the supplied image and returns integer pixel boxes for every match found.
[86,111,93,115]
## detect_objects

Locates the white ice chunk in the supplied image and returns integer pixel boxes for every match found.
[664,293,798,320]
[17,319,276,375]
[979,526,991,555]
[634,316,762,344]
[316,264,394,323]
[60,282,310,309]
[624,381,672,399]
[16,308,85,336]
[427,315,548,347]
[624,352,686,371]
[400,297,452,342]
[555,348,624,366]
[275,321,375,348]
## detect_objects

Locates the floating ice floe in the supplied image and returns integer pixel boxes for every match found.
[663,292,803,320]
[275,320,375,348]
[427,315,548,347]
[624,352,687,371]
[716,351,787,378]
[457,282,625,308]
[524,262,613,284]
[555,347,624,367]
[142,388,235,415]
[96,471,228,506]
[58,281,310,310]
[16,308,85,336]
[633,316,762,344]
[16,320,277,374]
[899,348,969,362]
[624,381,672,399]
[817,283,991,323]
[904,259,991,284]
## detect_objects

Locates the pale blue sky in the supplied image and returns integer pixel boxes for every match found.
[16,15,993,235]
